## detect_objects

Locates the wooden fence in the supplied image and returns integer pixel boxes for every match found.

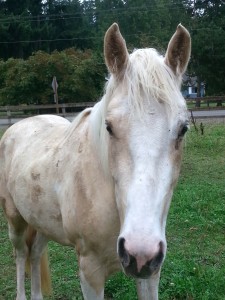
[0,102,96,119]
[0,96,224,121]
[186,96,225,110]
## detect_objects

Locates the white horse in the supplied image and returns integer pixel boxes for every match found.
[0,23,191,300]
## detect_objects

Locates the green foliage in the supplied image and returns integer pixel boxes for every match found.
[0,0,224,100]
[186,0,225,95]
[0,49,106,105]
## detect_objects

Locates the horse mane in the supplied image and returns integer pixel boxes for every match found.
[90,48,185,174]
[126,48,183,113]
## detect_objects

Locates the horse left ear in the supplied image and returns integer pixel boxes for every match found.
[165,24,191,76]
[104,23,129,76]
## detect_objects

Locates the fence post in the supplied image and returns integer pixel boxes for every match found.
[52,76,59,114]
[62,104,66,117]
[7,108,11,126]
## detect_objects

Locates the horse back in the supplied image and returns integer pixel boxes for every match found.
[0,115,70,183]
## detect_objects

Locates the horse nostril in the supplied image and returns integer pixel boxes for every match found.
[157,241,165,263]
[154,249,164,267]
[118,237,130,267]
[159,240,164,252]
[147,241,164,271]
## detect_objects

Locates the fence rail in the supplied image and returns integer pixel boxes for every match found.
[186,96,225,110]
[0,102,96,118]
[0,96,224,120]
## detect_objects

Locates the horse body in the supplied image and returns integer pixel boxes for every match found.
[1,116,70,244]
[0,112,120,250]
[0,113,121,298]
[0,23,191,300]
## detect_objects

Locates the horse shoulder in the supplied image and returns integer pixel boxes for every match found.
[58,120,120,262]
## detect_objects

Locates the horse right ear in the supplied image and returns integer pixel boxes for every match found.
[104,23,129,76]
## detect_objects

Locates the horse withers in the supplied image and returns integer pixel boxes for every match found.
[0,23,191,300]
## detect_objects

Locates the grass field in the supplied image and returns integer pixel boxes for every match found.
[0,122,225,300]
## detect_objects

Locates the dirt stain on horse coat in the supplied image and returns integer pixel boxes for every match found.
[31,185,43,203]
[31,172,40,181]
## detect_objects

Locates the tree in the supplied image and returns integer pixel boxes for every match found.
[0,0,87,58]
[0,48,105,105]
[186,0,225,95]
[0,0,224,97]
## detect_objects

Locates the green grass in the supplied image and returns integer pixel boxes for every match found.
[0,123,225,299]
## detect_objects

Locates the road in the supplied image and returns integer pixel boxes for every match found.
[0,109,225,128]
[189,109,225,118]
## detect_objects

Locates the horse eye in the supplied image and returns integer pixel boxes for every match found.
[105,121,113,136]
[181,124,189,136]
[178,123,189,138]
[175,124,188,149]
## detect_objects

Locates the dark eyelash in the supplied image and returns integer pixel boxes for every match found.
[180,124,188,137]
[175,123,189,149]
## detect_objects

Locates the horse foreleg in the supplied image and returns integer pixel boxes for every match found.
[136,270,161,300]
[8,223,28,300]
[29,232,49,300]
[79,255,105,300]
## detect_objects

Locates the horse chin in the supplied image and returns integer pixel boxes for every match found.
[120,256,161,279]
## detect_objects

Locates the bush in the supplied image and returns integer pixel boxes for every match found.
[0,49,106,105]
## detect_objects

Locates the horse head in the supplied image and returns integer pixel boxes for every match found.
[103,23,191,279]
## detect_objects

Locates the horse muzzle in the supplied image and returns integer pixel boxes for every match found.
[118,237,165,278]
